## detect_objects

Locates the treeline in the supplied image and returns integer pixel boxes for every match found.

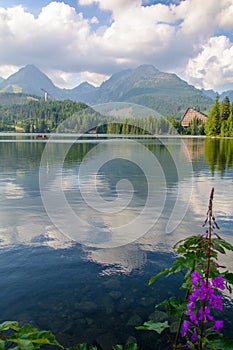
[0,97,177,134]
[169,96,233,136]
[59,114,176,134]
[1,95,233,136]
[205,96,233,136]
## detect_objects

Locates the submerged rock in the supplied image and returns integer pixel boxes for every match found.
[103,279,121,290]
[126,314,143,327]
[75,301,98,314]
[95,332,118,350]
[149,310,168,322]
[109,291,122,300]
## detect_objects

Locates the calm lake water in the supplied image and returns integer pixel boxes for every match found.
[0,134,233,349]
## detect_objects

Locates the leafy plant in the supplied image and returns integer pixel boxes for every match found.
[0,321,62,350]
[137,188,233,349]
[0,321,137,350]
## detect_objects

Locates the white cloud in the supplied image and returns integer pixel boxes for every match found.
[0,0,232,91]
[218,0,233,30]
[186,36,233,91]
[90,16,99,24]
[0,64,20,78]
[80,71,109,86]
[45,69,82,88]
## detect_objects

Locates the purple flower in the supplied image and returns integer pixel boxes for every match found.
[209,294,223,310]
[189,312,199,325]
[191,271,201,285]
[189,291,199,301]
[181,320,190,336]
[212,320,224,331]
[187,301,196,311]
[198,306,214,322]
[212,276,225,290]
[191,328,198,342]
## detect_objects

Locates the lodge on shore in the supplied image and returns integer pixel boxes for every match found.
[181,107,208,127]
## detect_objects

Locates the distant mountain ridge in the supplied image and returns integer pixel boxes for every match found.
[220,90,233,101]
[201,88,218,100]
[0,64,232,116]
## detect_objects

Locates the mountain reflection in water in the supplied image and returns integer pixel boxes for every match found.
[0,135,233,349]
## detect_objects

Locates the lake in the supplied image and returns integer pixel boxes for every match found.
[0,134,233,349]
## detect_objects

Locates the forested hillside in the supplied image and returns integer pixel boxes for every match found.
[0,99,98,133]
[1,93,232,136]
[0,95,173,134]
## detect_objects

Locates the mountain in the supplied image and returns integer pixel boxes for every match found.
[65,81,96,101]
[220,90,233,101]
[0,77,4,84]
[0,64,215,116]
[0,65,96,101]
[82,65,213,115]
[201,88,218,100]
[0,64,61,98]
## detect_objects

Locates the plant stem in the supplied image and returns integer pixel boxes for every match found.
[199,187,214,350]
[173,289,190,350]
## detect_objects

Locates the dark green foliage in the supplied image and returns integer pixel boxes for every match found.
[205,96,233,137]
[205,95,221,136]
[206,334,233,350]
[112,343,138,350]
[67,344,97,350]
[220,96,230,121]
[0,95,177,134]
[0,99,94,133]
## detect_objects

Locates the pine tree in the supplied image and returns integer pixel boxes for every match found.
[205,95,221,136]
[226,110,233,137]
[220,96,230,121]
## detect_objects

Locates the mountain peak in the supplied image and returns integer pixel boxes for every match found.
[16,64,50,80]
[136,64,160,73]
[0,64,57,96]
[24,64,41,70]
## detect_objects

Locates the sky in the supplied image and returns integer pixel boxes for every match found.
[0,0,233,92]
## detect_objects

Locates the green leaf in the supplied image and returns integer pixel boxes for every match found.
[9,325,63,349]
[67,344,97,350]
[0,339,5,350]
[0,321,19,332]
[17,339,34,350]
[136,320,169,334]
[212,239,226,254]
[156,296,186,317]
[148,268,170,285]
[173,235,203,251]
[215,238,233,251]
[113,344,138,350]
[124,343,138,350]
[112,345,123,350]
[223,271,233,285]
[207,334,233,350]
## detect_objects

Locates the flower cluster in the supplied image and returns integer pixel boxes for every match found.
[181,271,225,343]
